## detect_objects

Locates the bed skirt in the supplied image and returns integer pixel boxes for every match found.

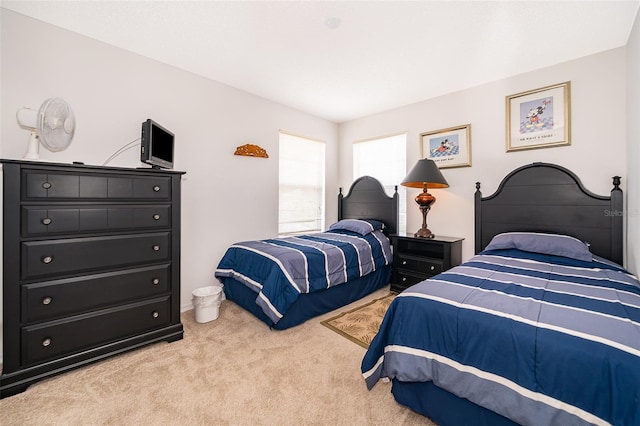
[220,265,391,330]
[391,379,518,426]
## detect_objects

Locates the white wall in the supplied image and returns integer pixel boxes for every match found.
[339,48,628,264]
[0,10,338,319]
[626,8,640,275]
[0,9,637,367]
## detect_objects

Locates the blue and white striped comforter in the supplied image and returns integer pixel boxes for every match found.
[215,229,392,325]
[362,249,640,426]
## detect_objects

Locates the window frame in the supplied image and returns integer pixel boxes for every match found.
[278,130,326,237]
[352,132,407,234]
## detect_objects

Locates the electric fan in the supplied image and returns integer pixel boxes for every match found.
[16,97,76,160]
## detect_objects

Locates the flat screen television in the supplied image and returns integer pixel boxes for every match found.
[140,119,174,169]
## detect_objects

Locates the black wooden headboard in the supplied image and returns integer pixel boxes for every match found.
[338,176,399,236]
[475,162,623,265]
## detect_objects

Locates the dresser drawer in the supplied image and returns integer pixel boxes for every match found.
[21,297,171,365]
[24,172,170,199]
[22,232,170,279]
[22,265,171,322]
[23,205,171,236]
[397,254,443,275]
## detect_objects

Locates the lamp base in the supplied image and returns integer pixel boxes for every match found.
[414,203,435,238]
[414,227,435,238]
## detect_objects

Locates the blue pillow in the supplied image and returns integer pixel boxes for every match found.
[484,232,592,262]
[328,219,384,236]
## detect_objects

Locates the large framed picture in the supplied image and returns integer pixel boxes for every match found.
[421,124,471,169]
[506,81,571,152]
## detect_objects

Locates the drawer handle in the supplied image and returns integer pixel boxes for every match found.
[152,311,159,318]
[42,218,52,225]
[42,338,52,347]
[152,245,160,251]
[402,260,407,265]
[153,214,161,220]
[430,266,435,271]
[153,185,161,192]
[402,277,407,282]
[42,256,53,264]
[42,296,53,305]
[152,278,160,285]
[42,182,52,189]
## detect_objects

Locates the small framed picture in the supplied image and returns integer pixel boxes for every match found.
[506,81,571,152]
[421,124,471,169]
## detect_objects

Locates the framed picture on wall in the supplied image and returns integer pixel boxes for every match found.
[506,81,571,152]
[421,124,471,169]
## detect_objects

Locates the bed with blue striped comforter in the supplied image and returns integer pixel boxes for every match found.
[362,249,640,426]
[215,229,392,326]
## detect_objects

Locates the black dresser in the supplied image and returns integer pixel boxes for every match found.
[0,160,185,398]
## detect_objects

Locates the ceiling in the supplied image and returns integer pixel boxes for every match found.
[3,1,639,123]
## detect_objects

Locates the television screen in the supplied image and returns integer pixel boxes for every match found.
[141,119,174,169]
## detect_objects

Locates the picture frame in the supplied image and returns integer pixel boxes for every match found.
[421,124,471,169]
[506,81,571,152]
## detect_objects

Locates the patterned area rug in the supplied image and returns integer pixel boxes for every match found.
[321,293,396,348]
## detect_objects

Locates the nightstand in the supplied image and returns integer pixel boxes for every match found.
[390,233,464,293]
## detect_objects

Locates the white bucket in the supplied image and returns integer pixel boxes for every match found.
[192,286,223,323]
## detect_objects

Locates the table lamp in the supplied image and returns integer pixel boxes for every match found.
[401,159,449,238]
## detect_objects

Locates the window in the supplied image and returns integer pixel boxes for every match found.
[279,131,326,236]
[353,133,407,233]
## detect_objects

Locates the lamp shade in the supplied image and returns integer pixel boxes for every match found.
[401,159,449,188]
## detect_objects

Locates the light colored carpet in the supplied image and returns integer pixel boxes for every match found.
[321,293,396,348]
[0,287,435,425]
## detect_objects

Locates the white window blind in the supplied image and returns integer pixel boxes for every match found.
[353,133,407,233]
[279,131,326,236]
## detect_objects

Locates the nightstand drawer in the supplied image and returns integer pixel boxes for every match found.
[396,270,430,288]
[397,254,443,275]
